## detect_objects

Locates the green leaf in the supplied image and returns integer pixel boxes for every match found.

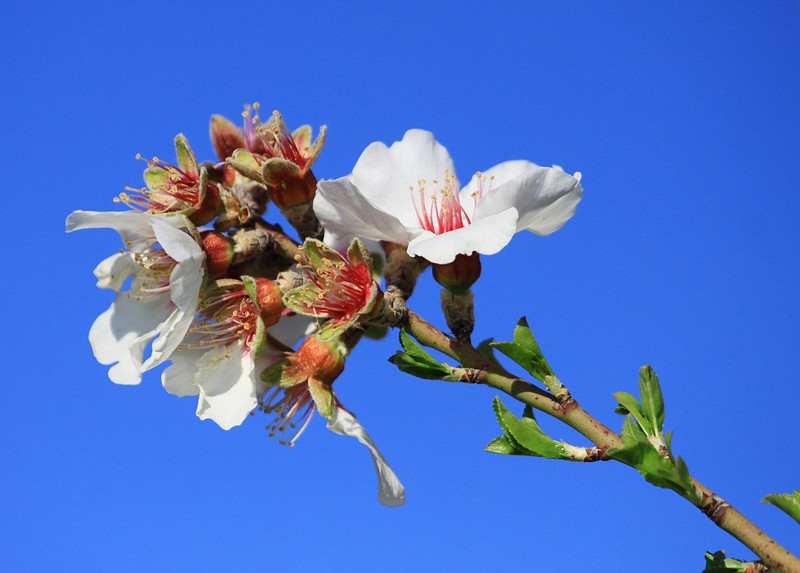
[638,365,665,435]
[388,330,453,380]
[703,550,761,572]
[476,338,501,367]
[490,317,553,383]
[612,391,653,436]
[485,436,525,455]
[491,398,571,460]
[609,415,699,503]
[762,490,800,525]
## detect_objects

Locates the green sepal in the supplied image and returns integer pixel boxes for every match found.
[762,489,800,525]
[490,398,572,460]
[490,317,554,383]
[702,550,760,572]
[612,391,653,436]
[262,157,302,187]
[227,149,263,181]
[240,275,267,354]
[292,124,312,151]
[608,415,699,503]
[143,165,171,190]
[308,377,335,419]
[638,365,665,435]
[388,330,453,380]
[174,133,198,175]
[260,357,292,387]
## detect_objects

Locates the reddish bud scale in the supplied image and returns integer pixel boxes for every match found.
[188,182,223,226]
[285,336,345,386]
[201,231,234,279]
[254,278,284,327]
[267,169,318,210]
[432,253,482,295]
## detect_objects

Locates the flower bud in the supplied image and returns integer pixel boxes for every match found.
[432,253,481,295]
[201,231,234,278]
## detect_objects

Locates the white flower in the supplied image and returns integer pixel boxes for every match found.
[161,280,312,430]
[66,211,205,385]
[314,129,583,264]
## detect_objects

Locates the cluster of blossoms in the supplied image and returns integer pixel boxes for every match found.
[67,104,582,506]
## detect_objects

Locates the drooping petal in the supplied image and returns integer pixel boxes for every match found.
[351,129,456,227]
[327,407,406,507]
[315,177,416,252]
[471,162,583,235]
[406,208,519,264]
[194,341,257,430]
[65,210,186,252]
[93,252,137,291]
[88,293,173,385]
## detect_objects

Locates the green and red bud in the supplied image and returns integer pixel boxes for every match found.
[432,253,482,296]
[201,231,235,279]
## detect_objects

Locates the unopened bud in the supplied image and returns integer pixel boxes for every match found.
[201,231,234,278]
[432,253,481,296]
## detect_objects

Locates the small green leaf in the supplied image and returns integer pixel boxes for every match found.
[609,415,699,504]
[485,436,525,455]
[639,365,665,435]
[476,338,501,367]
[491,398,571,460]
[490,317,553,382]
[762,490,800,525]
[388,330,453,380]
[612,391,653,436]
[703,550,761,572]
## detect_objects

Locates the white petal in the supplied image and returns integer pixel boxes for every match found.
[89,293,173,385]
[66,211,162,252]
[406,208,518,264]
[472,163,583,235]
[351,129,456,227]
[151,217,198,264]
[194,342,257,430]
[315,178,416,251]
[93,252,137,291]
[268,313,315,350]
[327,407,406,507]
[161,349,205,397]
[142,307,195,373]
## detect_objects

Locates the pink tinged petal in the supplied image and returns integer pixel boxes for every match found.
[194,342,257,430]
[326,407,406,507]
[315,178,416,252]
[94,253,137,291]
[406,208,519,264]
[161,349,206,397]
[472,163,583,235]
[89,293,173,385]
[351,129,457,227]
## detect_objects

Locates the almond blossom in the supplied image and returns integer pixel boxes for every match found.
[66,211,205,385]
[161,277,310,430]
[261,334,406,506]
[314,129,583,265]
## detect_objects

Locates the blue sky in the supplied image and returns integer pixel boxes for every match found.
[2,1,799,571]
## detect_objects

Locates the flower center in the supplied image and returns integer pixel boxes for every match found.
[259,384,315,446]
[304,257,373,322]
[187,286,259,351]
[243,104,311,171]
[409,170,472,234]
[116,155,202,214]
[130,248,176,300]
